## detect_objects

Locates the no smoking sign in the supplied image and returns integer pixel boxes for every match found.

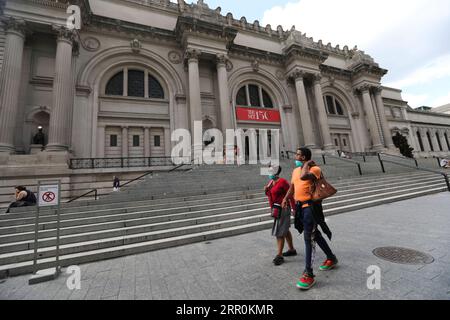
[38,185,59,207]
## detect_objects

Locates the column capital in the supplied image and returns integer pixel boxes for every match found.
[185,48,201,63]
[216,54,229,68]
[372,85,383,94]
[313,73,323,84]
[1,17,26,37]
[52,25,76,44]
[355,84,372,94]
[288,69,307,82]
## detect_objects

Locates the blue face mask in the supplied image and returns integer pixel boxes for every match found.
[269,175,276,180]
[295,160,303,168]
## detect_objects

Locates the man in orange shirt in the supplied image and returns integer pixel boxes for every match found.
[282,147,338,290]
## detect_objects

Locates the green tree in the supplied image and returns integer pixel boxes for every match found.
[392,132,414,158]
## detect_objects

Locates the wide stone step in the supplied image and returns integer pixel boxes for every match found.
[0,184,446,278]
[0,172,437,227]
[0,180,446,263]
[0,171,439,226]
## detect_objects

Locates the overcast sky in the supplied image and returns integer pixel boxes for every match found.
[187,0,450,109]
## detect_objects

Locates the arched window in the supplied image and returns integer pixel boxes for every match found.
[148,75,164,99]
[235,84,274,108]
[105,71,124,96]
[128,70,145,97]
[417,131,424,152]
[324,95,345,115]
[105,68,165,99]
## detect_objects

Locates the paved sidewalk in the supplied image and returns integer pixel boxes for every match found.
[1,193,449,300]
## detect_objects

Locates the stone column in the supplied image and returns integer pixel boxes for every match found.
[186,49,203,163]
[313,75,333,151]
[122,127,128,158]
[216,54,233,132]
[420,128,431,152]
[292,70,315,148]
[164,127,171,157]
[144,127,150,158]
[186,49,202,131]
[431,129,441,152]
[46,26,76,152]
[96,125,105,158]
[359,85,384,151]
[0,18,26,153]
[373,86,395,150]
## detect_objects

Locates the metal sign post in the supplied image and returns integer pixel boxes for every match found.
[29,180,61,285]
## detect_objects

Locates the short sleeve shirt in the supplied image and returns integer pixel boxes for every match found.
[291,166,321,207]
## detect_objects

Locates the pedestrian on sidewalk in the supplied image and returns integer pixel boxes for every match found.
[282,147,338,290]
[5,186,37,213]
[113,176,120,192]
[264,166,297,266]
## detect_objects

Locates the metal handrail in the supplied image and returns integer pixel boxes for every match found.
[377,155,450,192]
[322,154,363,176]
[67,189,97,203]
[380,152,418,167]
[121,160,193,188]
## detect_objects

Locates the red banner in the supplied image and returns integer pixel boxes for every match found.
[235,106,281,123]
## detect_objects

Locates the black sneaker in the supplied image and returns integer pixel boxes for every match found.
[282,249,297,257]
[273,255,284,266]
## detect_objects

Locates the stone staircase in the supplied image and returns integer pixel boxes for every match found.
[0,164,447,278]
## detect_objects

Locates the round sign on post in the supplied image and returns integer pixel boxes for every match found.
[38,185,59,207]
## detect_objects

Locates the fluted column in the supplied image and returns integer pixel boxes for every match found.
[186,49,203,163]
[144,127,150,158]
[186,49,202,131]
[96,125,105,158]
[216,54,233,132]
[122,127,128,158]
[313,75,333,150]
[373,86,395,150]
[419,128,431,152]
[291,70,315,148]
[0,18,26,153]
[359,85,384,151]
[431,129,441,152]
[46,26,76,152]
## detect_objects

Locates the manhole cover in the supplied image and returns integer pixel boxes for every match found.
[373,247,434,265]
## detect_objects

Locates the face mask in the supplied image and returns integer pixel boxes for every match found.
[295,160,303,168]
[269,175,276,180]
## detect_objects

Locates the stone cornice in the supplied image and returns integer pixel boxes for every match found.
[228,44,284,65]
[85,15,176,43]
[351,62,388,79]
[319,65,352,81]
[25,0,70,10]
[175,15,238,49]
[284,43,329,65]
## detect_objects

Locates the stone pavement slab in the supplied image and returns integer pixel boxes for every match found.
[0,193,449,300]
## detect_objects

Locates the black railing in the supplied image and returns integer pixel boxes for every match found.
[67,189,97,203]
[336,150,379,162]
[379,152,418,168]
[377,154,450,192]
[69,157,191,169]
[322,154,363,176]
